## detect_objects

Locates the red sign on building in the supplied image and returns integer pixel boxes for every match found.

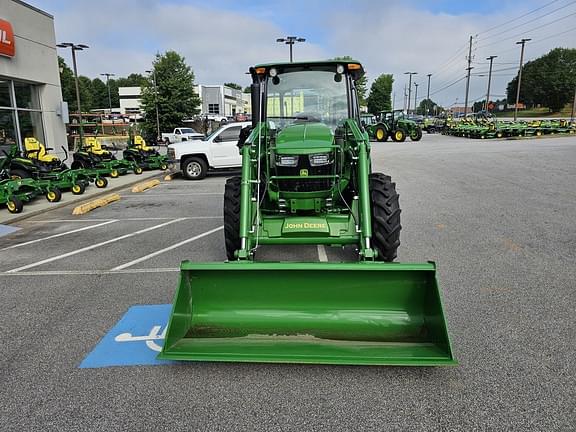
[0,19,15,58]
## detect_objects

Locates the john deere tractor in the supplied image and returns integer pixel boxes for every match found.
[160,60,455,366]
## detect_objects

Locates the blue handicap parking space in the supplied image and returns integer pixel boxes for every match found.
[80,304,175,368]
[0,224,19,238]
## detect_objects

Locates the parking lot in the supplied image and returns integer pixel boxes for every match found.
[1,133,575,431]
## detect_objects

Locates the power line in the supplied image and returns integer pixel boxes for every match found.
[477,0,563,36]
[429,76,467,97]
[477,0,576,43]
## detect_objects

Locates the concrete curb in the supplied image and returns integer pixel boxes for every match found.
[72,194,121,215]
[131,179,161,193]
[3,171,164,225]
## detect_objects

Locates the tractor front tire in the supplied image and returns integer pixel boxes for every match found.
[224,176,241,261]
[410,128,423,141]
[369,173,401,262]
[375,126,388,142]
[392,129,406,142]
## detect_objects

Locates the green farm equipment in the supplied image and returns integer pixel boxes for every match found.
[159,60,456,366]
[123,135,169,171]
[72,137,143,177]
[366,110,422,142]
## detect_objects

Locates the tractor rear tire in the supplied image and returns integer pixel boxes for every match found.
[392,129,406,142]
[369,173,401,262]
[224,176,241,261]
[375,126,388,142]
[410,129,423,141]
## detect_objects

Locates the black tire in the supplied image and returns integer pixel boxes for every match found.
[71,161,85,170]
[9,169,31,179]
[374,126,388,142]
[410,128,423,141]
[160,163,168,171]
[71,183,86,195]
[110,169,119,178]
[182,157,207,180]
[369,173,401,262]
[224,176,241,261]
[391,129,406,142]
[6,196,24,213]
[46,188,62,203]
[95,177,108,188]
[134,165,143,175]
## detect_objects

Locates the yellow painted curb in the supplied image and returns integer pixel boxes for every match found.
[164,174,173,181]
[72,194,121,215]
[131,179,161,193]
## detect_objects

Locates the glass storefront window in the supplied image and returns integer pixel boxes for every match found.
[0,80,12,108]
[18,110,45,145]
[15,81,41,109]
[0,109,18,147]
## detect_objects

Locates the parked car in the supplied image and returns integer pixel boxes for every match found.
[161,127,204,144]
[167,121,251,179]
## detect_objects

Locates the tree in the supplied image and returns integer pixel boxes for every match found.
[417,98,440,116]
[224,82,242,90]
[140,50,201,139]
[243,86,251,94]
[116,73,148,88]
[90,78,109,109]
[367,74,394,114]
[58,56,77,110]
[506,48,576,112]
[334,56,368,105]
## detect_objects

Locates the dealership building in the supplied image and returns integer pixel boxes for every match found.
[0,0,67,160]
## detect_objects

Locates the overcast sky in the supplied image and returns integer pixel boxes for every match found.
[29,0,576,109]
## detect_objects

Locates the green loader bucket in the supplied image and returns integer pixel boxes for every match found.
[159,262,456,366]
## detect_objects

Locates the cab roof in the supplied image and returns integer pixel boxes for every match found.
[251,60,365,79]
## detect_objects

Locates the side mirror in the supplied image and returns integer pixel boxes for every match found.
[213,135,221,143]
[237,125,253,148]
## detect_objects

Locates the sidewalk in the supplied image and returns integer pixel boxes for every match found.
[0,170,165,225]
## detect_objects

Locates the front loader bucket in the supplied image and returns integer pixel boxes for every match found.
[159,262,456,366]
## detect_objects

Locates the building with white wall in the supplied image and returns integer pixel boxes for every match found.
[119,86,142,118]
[0,0,67,160]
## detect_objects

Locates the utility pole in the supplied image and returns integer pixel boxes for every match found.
[514,38,531,121]
[276,36,306,63]
[100,73,116,115]
[464,35,474,116]
[404,72,417,114]
[414,83,419,115]
[56,42,89,149]
[146,69,161,142]
[426,73,432,116]
[571,87,576,122]
[403,84,407,111]
[484,56,497,113]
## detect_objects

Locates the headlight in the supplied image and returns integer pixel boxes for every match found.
[276,155,299,167]
[309,153,332,166]
[167,148,175,159]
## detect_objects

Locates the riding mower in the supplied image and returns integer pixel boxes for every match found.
[0,149,62,213]
[159,60,456,366]
[123,135,169,171]
[72,137,143,177]
[8,140,108,194]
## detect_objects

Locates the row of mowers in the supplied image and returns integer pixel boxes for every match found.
[1,135,170,213]
[444,118,576,139]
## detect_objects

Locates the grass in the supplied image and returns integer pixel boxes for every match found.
[494,103,574,118]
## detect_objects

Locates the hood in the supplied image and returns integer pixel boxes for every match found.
[275,122,333,155]
[168,140,204,152]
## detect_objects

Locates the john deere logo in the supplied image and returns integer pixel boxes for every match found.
[300,169,308,176]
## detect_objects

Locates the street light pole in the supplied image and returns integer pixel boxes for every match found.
[414,83,419,115]
[276,36,306,62]
[100,72,115,114]
[485,56,497,113]
[146,69,161,142]
[514,38,531,121]
[404,72,417,114]
[57,42,89,149]
[426,73,432,115]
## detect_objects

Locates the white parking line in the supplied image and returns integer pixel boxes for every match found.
[0,268,180,277]
[317,245,328,262]
[0,220,118,251]
[111,225,224,270]
[23,217,221,223]
[6,218,186,273]
[122,193,223,197]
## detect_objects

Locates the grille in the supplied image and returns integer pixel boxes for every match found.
[275,159,334,192]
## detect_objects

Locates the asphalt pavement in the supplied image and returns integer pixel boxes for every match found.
[0,133,574,431]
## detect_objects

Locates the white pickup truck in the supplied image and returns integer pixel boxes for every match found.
[167,122,251,179]
[161,127,204,144]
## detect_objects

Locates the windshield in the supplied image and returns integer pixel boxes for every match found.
[180,128,199,134]
[266,70,348,131]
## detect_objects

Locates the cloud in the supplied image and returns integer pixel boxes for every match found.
[34,0,576,108]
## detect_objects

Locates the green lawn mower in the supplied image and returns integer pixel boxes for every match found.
[72,137,143,177]
[123,135,169,171]
[159,60,456,366]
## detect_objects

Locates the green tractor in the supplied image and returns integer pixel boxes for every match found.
[366,110,423,142]
[159,60,455,366]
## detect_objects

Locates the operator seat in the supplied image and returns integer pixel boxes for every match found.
[24,137,60,163]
